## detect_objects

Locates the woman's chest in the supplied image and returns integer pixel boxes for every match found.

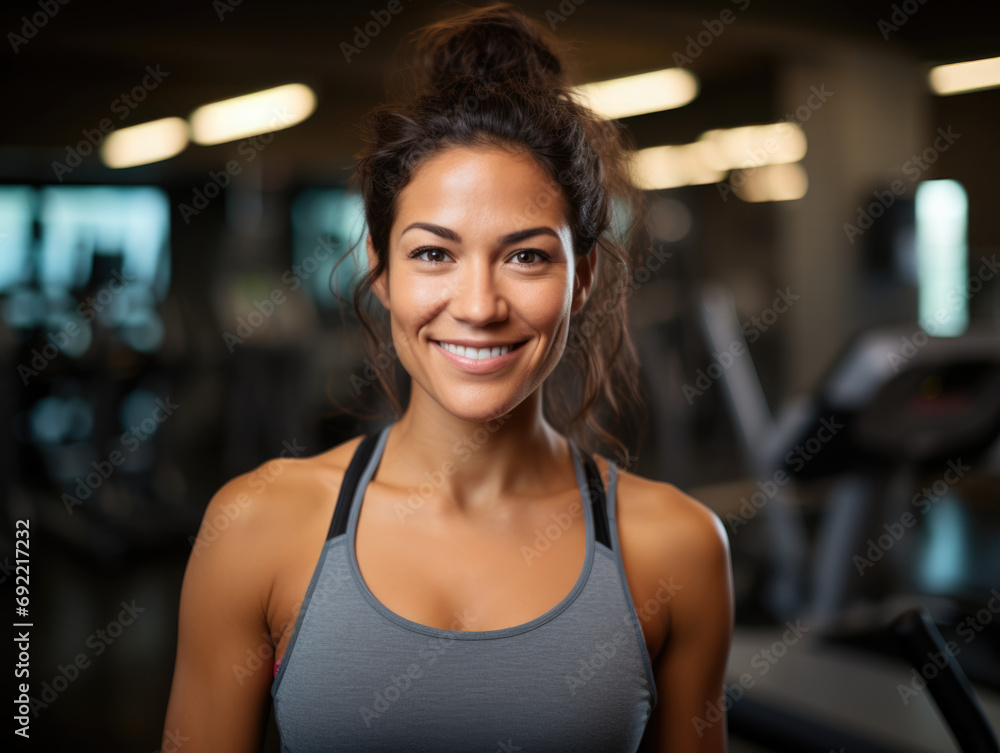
[267,479,672,665]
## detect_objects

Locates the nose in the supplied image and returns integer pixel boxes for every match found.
[448,254,509,325]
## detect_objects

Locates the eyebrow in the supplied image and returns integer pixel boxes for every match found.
[399,222,560,245]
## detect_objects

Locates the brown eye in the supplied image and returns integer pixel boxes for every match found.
[409,247,450,263]
[512,250,550,265]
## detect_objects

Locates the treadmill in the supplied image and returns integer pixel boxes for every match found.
[697,281,1000,753]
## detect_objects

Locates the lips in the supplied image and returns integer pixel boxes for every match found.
[431,339,529,374]
[433,340,527,360]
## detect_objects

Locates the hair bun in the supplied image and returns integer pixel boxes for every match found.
[413,2,565,92]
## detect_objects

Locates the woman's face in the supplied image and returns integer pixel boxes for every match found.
[368,145,595,423]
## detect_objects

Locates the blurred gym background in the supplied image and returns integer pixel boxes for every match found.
[1,0,999,750]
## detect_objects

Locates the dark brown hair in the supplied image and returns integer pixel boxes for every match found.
[335,1,649,464]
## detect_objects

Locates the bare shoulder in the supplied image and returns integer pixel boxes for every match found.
[164,433,370,751]
[190,434,368,583]
[597,455,730,572]
[591,454,733,655]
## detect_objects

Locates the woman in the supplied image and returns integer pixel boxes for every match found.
[162,3,733,751]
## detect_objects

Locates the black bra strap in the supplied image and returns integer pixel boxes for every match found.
[327,430,614,550]
[581,453,613,550]
[327,431,381,540]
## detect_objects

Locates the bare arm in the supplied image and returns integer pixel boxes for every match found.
[638,493,735,753]
[161,476,277,753]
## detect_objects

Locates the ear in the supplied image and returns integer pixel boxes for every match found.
[366,234,389,307]
[571,246,598,314]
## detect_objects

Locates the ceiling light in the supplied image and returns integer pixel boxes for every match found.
[189,83,317,145]
[698,122,806,171]
[730,163,808,202]
[929,56,1000,95]
[632,142,725,190]
[100,117,189,168]
[574,68,699,119]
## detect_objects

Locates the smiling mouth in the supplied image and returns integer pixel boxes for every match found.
[433,340,528,360]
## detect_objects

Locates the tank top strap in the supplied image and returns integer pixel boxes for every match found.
[328,426,615,551]
[326,427,385,540]
[568,439,614,550]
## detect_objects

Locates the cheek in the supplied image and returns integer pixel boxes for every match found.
[388,267,437,321]
[386,272,448,357]
[509,281,570,334]
[392,263,455,310]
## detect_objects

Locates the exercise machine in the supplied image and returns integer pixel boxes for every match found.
[697,281,1000,752]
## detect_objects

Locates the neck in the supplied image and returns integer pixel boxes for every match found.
[383,384,577,518]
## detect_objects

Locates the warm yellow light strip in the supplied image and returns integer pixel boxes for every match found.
[631,119,808,192]
[101,117,189,168]
[929,56,1000,95]
[698,122,806,171]
[731,163,808,202]
[574,68,699,119]
[632,143,725,190]
[189,83,317,145]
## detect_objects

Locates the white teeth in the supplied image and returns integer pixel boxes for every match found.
[438,341,515,359]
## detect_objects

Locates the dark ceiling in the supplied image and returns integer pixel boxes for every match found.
[2,0,998,184]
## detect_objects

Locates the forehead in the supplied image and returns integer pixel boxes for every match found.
[393,145,569,240]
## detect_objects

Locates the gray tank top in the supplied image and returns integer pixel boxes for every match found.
[271,423,657,751]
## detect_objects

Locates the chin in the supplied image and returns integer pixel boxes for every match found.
[441,403,516,425]
[434,391,526,425]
